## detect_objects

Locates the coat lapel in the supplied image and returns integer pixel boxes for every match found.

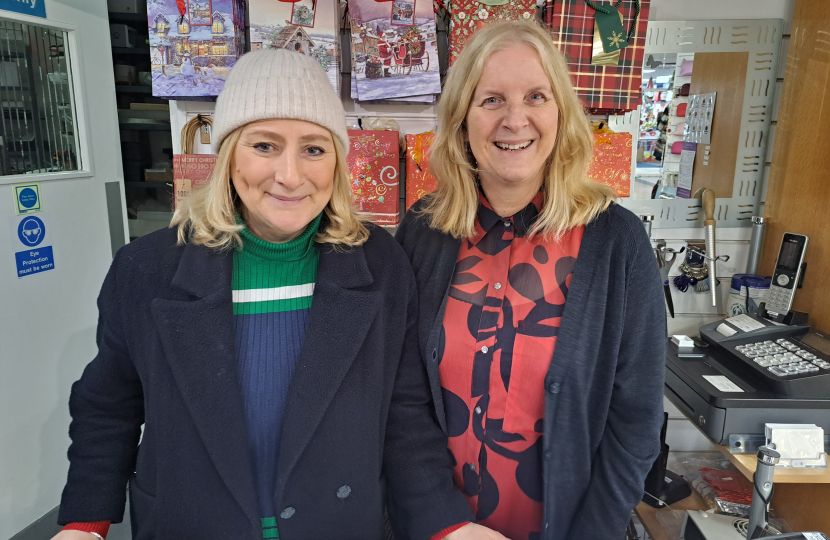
[276,243,381,492]
[150,242,259,527]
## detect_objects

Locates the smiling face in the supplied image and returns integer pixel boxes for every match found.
[465,43,559,194]
[232,119,336,243]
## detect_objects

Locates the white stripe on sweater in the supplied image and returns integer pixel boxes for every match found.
[232,283,315,303]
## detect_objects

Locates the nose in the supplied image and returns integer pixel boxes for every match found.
[273,150,303,191]
[502,102,529,132]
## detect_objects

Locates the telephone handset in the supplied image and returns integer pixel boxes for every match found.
[766,232,808,316]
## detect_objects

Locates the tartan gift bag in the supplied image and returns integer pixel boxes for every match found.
[544,0,650,113]
[404,132,437,210]
[347,130,400,226]
[587,132,631,197]
[448,0,536,66]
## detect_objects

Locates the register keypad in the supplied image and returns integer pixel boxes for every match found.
[734,338,830,377]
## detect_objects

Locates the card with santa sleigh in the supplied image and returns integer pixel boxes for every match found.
[348,0,441,101]
[147,0,246,98]
[248,0,341,96]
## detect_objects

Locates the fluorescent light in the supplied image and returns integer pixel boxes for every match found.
[643,69,655,73]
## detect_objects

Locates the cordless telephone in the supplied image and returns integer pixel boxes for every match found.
[765,233,808,315]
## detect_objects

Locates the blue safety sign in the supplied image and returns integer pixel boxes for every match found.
[15,246,55,277]
[18,216,45,247]
[0,0,46,18]
[13,182,42,214]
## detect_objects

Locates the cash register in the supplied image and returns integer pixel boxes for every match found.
[664,232,830,446]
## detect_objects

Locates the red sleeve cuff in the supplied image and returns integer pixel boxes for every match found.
[429,522,470,540]
[62,522,111,538]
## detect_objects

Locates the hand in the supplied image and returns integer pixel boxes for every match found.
[444,523,511,540]
[50,532,99,540]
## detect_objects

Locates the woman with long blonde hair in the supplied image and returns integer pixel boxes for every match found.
[396,21,666,540]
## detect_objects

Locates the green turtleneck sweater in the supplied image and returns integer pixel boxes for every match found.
[232,213,322,539]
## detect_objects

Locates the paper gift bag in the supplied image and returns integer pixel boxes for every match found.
[587,133,631,197]
[248,0,341,95]
[347,0,441,101]
[148,0,246,98]
[448,0,536,66]
[347,130,400,225]
[543,0,649,114]
[404,132,437,210]
[173,154,217,208]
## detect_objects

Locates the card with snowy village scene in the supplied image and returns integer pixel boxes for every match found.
[347,0,440,101]
[248,0,341,96]
[148,0,246,98]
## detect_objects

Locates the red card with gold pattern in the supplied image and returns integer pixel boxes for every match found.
[448,0,536,66]
[587,133,631,197]
[405,132,437,210]
[347,130,400,225]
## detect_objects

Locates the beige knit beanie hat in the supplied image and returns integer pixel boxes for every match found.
[211,49,348,154]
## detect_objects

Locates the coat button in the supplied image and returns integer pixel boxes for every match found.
[548,382,560,394]
[280,507,296,519]
[337,485,351,499]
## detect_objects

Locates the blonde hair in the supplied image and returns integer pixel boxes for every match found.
[171,126,369,250]
[424,21,615,239]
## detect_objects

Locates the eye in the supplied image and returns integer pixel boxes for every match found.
[484,97,500,104]
[305,146,326,156]
[528,92,547,102]
[253,142,274,152]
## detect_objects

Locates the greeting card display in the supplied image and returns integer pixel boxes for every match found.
[347,130,400,225]
[405,132,437,210]
[248,0,341,95]
[347,0,440,101]
[148,0,246,98]
[587,133,631,197]
[448,0,536,66]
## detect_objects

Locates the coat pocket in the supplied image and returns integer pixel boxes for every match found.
[129,476,157,540]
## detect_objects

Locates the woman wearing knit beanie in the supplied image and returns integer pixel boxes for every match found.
[53,50,503,540]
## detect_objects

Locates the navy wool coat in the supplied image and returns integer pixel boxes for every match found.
[58,225,474,540]
[395,201,667,540]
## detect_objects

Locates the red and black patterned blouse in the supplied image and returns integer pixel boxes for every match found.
[439,191,584,540]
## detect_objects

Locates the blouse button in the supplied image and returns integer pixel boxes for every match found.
[470,464,476,471]
[481,346,488,353]
[494,283,502,290]
[475,406,482,414]
[504,221,511,227]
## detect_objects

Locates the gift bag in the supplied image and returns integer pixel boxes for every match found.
[544,0,649,114]
[174,115,217,208]
[347,0,441,101]
[148,0,246,98]
[248,0,341,95]
[404,132,437,210]
[347,130,400,225]
[587,133,631,197]
[448,0,536,66]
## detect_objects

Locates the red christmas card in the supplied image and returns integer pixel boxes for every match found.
[347,130,400,225]
[587,133,631,198]
[404,132,437,210]
[173,154,217,208]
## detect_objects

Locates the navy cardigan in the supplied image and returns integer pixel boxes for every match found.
[395,201,666,540]
[57,224,473,540]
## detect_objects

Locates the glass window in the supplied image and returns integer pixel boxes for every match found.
[0,19,81,176]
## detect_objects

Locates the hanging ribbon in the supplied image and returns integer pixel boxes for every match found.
[176,0,186,24]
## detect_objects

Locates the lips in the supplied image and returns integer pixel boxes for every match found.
[269,193,307,204]
[494,140,533,151]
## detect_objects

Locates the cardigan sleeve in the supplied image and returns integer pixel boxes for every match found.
[565,219,666,539]
[58,251,145,525]
[382,271,475,540]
